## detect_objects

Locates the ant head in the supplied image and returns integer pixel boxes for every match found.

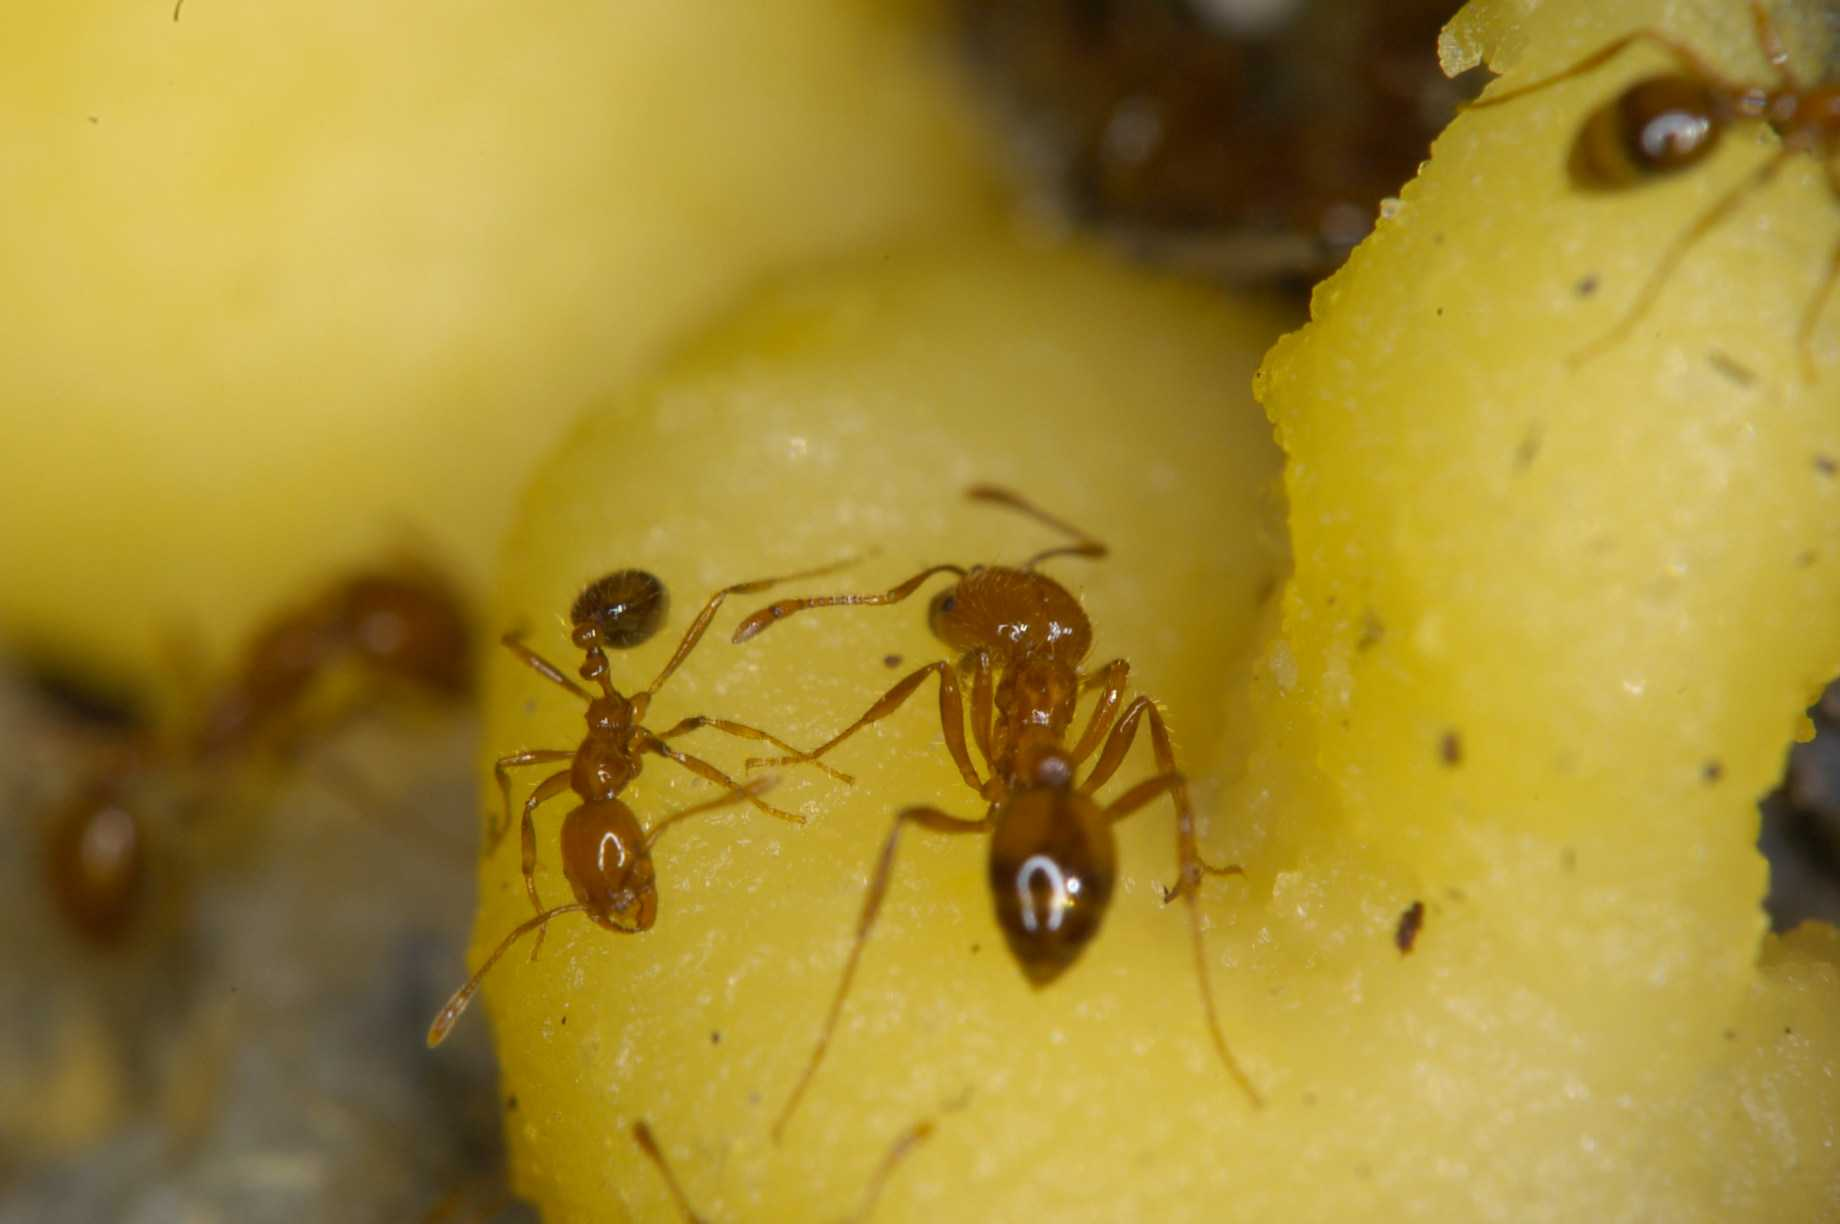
[1571,74,1724,188]
[560,800,658,932]
[341,573,473,697]
[929,567,1092,665]
[571,570,669,650]
[987,786,1116,987]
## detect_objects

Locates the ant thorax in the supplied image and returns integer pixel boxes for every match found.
[991,657,1081,776]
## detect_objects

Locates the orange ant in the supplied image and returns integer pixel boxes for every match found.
[1468,0,1840,377]
[632,1112,940,1223]
[731,485,1262,1137]
[426,563,852,1047]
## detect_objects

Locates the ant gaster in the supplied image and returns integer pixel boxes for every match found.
[1469,0,1840,377]
[731,485,1263,1137]
[426,563,851,1047]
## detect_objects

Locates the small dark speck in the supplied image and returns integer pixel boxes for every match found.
[1515,425,1543,472]
[506,1095,519,1112]
[1815,455,1837,478]
[1435,306,1445,317]
[1394,900,1425,954]
[1439,730,1464,767]
[710,1031,721,1045]
[559,1015,568,1026]
[1300,1090,1319,1106]
[1784,1025,1794,1036]
[1575,274,1599,297]
[1797,549,1819,568]
[1445,886,1467,903]
[1707,350,1756,387]
[87,115,99,125]
[1722,1029,1736,1042]
[1354,1161,1374,1180]
[970,942,981,955]
[749,1091,762,1105]
[1356,611,1386,652]
[883,654,903,669]
[1702,759,1724,785]
[1561,847,1576,872]
[1433,232,1445,245]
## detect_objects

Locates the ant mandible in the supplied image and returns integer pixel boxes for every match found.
[427,562,851,1046]
[731,485,1263,1137]
[1468,0,1840,378]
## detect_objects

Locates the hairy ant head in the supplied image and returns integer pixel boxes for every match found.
[987,785,1116,986]
[927,567,1093,665]
[572,569,670,650]
[1570,75,1724,187]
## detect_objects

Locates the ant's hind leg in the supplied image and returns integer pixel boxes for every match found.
[643,739,807,825]
[773,804,991,1142]
[1797,234,1840,382]
[489,749,574,848]
[632,1121,707,1224]
[518,771,573,918]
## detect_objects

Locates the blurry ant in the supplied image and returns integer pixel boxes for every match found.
[44,761,149,944]
[732,485,1262,1137]
[427,563,852,1046]
[632,1112,939,1223]
[1468,0,1840,377]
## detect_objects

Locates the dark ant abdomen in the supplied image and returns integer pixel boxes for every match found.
[988,783,1116,987]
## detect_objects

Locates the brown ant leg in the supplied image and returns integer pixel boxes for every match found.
[1749,0,1802,89]
[425,903,591,1047]
[730,565,967,643]
[1574,145,1796,367]
[965,484,1108,570]
[500,633,593,701]
[644,777,778,850]
[1799,234,1840,382]
[518,771,574,920]
[640,736,807,825]
[773,805,994,1141]
[1068,658,1131,765]
[1465,28,1741,110]
[652,714,854,784]
[846,1116,939,1224]
[640,557,859,700]
[1082,697,1242,887]
[745,662,986,795]
[489,749,574,848]
[1103,765,1262,1108]
[968,650,995,769]
[631,1121,708,1224]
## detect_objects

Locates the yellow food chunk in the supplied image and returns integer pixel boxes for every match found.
[474,239,1292,1220]
[0,0,1001,688]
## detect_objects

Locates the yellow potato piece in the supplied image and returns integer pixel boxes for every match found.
[472,238,1292,1220]
[473,1,1840,1218]
[0,0,1001,688]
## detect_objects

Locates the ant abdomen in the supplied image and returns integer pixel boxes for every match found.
[1570,75,1725,188]
[560,799,656,932]
[988,786,1117,987]
[571,569,669,649]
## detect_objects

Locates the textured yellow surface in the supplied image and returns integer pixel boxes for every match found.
[475,1,1840,1219]
[475,239,1292,1220]
[0,0,1000,688]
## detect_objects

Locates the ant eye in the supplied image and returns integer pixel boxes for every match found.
[571,569,669,649]
[927,587,959,639]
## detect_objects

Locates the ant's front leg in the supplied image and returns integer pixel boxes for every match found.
[640,736,807,825]
[489,748,574,848]
[652,714,853,784]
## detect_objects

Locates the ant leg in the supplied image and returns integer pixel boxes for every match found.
[744,661,986,796]
[1797,234,1840,382]
[425,902,591,1047]
[642,556,860,698]
[631,1121,707,1224]
[773,804,993,1142]
[641,738,807,825]
[500,633,592,701]
[847,1115,939,1224]
[1104,769,1262,1108]
[1083,697,1241,887]
[518,771,573,921]
[644,777,778,850]
[730,565,968,643]
[965,484,1109,570]
[490,749,574,848]
[969,650,995,768]
[1575,146,1795,367]
[1068,658,1130,765]
[1467,29,1742,110]
[1749,0,1803,90]
[652,715,853,784]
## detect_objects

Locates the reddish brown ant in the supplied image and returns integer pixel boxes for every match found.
[632,1112,939,1223]
[731,485,1262,1137]
[1468,0,1840,377]
[43,764,149,944]
[427,563,852,1047]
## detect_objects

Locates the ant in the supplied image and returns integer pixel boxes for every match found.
[731,485,1263,1138]
[1468,0,1840,378]
[426,563,851,1047]
[632,1112,939,1223]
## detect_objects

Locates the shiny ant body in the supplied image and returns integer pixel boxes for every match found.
[731,485,1262,1136]
[1469,0,1840,376]
[427,563,850,1046]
